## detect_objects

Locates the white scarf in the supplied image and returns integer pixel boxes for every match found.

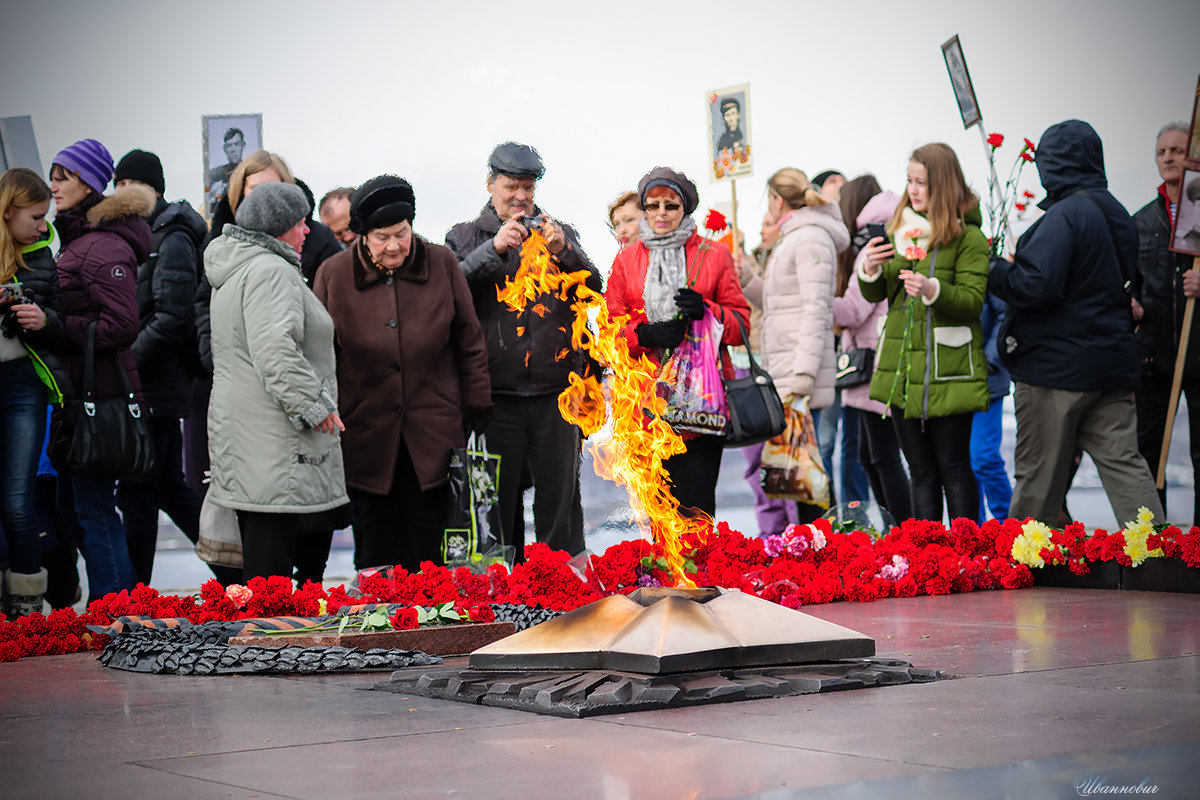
[639,215,696,322]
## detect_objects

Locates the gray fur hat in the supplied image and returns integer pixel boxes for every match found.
[234,182,310,236]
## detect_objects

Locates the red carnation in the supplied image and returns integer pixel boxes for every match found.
[390,608,419,630]
[1020,151,1034,163]
[704,209,728,233]
[1022,190,1035,199]
[1015,203,1027,212]
[987,132,1004,148]
[1023,138,1036,152]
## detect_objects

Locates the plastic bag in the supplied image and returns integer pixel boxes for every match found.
[655,310,729,436]
[195,493,243,568]
[761,397,830,507]
[442,432,507,567]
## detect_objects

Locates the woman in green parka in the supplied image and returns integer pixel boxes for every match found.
[858,142,988,523]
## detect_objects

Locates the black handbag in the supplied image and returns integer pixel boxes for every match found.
[50,322,157,480]
[834,330,875,388]
[723,314,786,448]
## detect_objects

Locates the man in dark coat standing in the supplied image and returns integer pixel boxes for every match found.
[445,142,602,558]
[989,119,1164,527]
[111,149,236,585]
[1132,121,1199,524]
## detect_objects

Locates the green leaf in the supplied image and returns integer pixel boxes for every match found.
[362,610,389,631]
[639,556,655,569]
[683,559,697,574]
[417,606,435,625]
[337,616,350,636]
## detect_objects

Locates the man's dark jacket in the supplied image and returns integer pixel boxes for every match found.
[445,203,602,396]
[989,119,1139,391]
[134,197,207,417]
[1132,187,1200,380]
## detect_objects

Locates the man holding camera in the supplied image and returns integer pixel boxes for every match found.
[446,142,601,559]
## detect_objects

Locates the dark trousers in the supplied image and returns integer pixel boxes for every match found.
[488,394,584,558]
[858,410,912,522]
[0,359,47,573]
[349,439,448,573]
[891,410,979,523]
[182,378,211,498]
[236,511,333,586]
[1136,373,1200,525]
[838,405,872,504]
[664,434,725,518]
[117,417,202,586]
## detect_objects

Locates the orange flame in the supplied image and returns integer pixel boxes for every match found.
[497,231,712,586]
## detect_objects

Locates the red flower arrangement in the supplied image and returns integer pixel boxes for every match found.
[4,517,1197,663]
[982,132,1038,254]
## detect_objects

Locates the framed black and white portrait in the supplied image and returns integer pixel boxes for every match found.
[1171,167,1200,257]
[941,36,982,130]
[707,83,752,182]
[202,113,262,214]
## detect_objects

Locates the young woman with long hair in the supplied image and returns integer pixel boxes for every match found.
[858,143,989,522]
[834,174,912,522]
[0,169,63,615]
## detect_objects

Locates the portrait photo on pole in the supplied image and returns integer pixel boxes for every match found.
[941,35,982,129]
[1171,167,1200,257]
[201,113,263,213]
[707,82,752,182]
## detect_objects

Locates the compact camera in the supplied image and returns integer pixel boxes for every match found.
[0,282,31,307]
[518,214,548,232]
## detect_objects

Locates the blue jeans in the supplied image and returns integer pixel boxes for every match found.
[0,359,48,573]
[59,473,135,601]
[971,396,1012,521]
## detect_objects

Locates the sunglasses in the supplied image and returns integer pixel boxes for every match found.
[644,201,682,213]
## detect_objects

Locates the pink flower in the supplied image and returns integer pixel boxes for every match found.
[763,535,786,558]
[903,228,924,240]
[905,246,927,261]
[225,584,252,610]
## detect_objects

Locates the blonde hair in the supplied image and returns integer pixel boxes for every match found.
[889,142,978,248]
[227,150,296,211]
[1,168,52,282]
[767,167,828,211]
[607,190,639,227]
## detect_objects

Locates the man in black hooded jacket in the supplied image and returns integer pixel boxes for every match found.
[989,120,1164,528]
[111,149,238,586]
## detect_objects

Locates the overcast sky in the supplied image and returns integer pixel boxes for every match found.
[3,0,1197,271]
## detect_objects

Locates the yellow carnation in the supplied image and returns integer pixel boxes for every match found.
[1012,520,1054,568]
[1120,506,1163,568]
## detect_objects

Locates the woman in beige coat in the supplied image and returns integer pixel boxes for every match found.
[759,168,849,522]
[760,168,850,411]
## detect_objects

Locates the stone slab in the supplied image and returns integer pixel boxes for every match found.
[229,620,514,655]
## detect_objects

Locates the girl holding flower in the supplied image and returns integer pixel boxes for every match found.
[858,143,989,523]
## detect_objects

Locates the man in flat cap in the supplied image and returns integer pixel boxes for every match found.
[446,142,601,560]
[716,97,745,155]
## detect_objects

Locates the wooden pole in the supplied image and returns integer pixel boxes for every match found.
[729,179,739,257]
[1156,261,1200,488]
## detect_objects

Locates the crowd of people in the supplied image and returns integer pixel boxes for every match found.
[0,118,1188,617]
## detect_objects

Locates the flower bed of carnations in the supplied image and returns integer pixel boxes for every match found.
[4,514,1198,664]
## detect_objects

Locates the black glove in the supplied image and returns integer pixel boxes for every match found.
[674,287,705,320]
[636,319,688,350]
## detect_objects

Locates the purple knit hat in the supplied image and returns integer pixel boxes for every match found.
[52,139,114,196]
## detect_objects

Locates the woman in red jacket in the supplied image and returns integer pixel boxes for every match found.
[605,166,750,518]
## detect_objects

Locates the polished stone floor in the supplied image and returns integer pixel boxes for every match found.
[2,587,1197,799]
